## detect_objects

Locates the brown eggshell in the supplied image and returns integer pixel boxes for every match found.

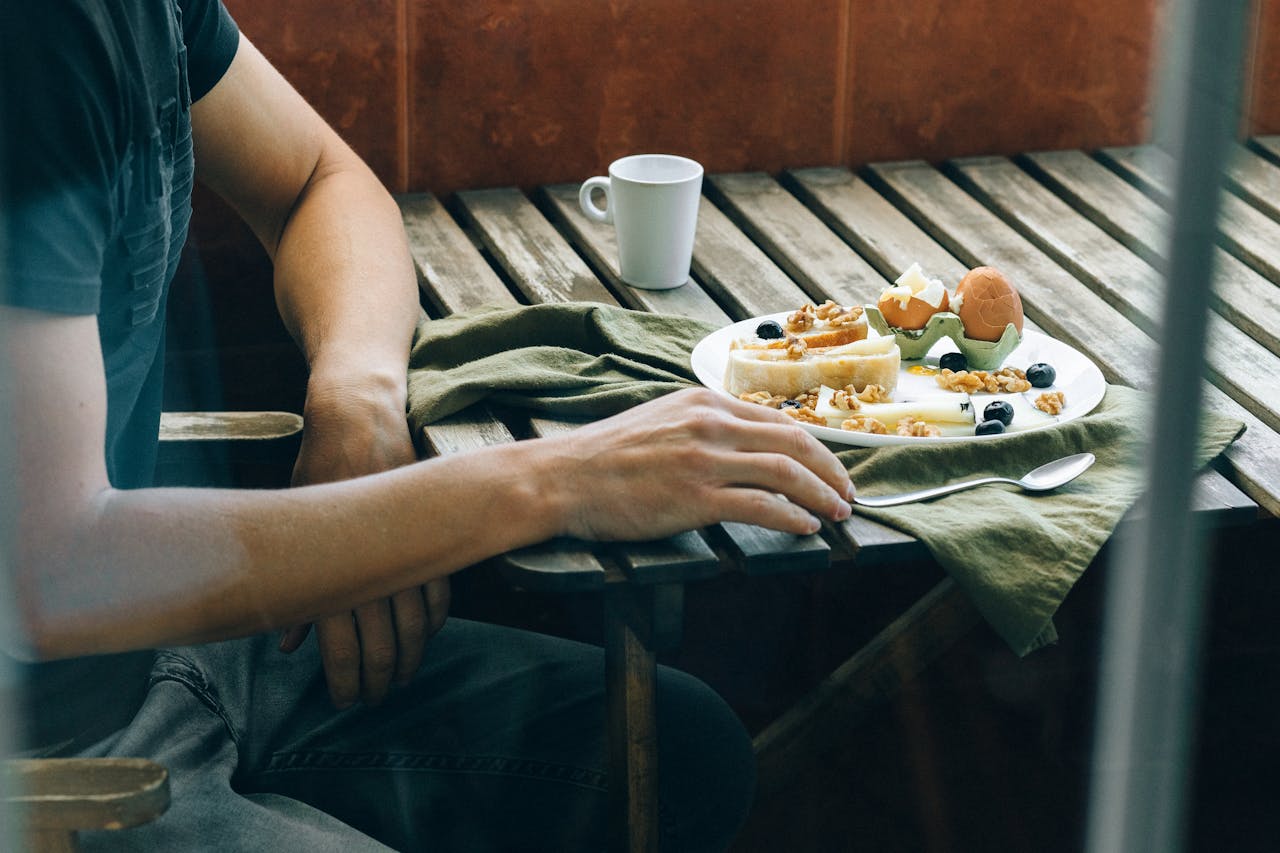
[877,289,950,330]
[955,267,1023,342]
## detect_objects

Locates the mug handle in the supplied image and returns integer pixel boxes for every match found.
[578,176,613,224]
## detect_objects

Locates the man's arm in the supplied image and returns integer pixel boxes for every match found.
[1,304,852,662]
[191,34,436,707]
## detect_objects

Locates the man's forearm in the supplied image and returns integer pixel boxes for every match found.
[13,438,565,661]
[271,151,420,405]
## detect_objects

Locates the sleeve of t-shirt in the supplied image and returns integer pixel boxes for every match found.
[0,4,122,315]
[181,0,241,102]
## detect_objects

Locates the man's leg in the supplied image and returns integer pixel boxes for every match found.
[234,619,756,852]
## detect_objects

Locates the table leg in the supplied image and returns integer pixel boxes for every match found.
[604,583,683,853]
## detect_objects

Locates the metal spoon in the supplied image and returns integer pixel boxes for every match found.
[852,452,1096,508]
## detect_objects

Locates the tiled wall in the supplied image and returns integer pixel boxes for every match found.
[217,0,1192,195]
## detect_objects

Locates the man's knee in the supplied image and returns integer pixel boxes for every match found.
[655,667,756,852]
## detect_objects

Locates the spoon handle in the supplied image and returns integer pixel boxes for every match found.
[853,475,1016,508]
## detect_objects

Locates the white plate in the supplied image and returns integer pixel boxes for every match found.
[689,312,1107,447]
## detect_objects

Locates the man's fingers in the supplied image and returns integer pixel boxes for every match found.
[712,487,826,535]
[277,623,311,654]
[352,599,397,707]
[315,613,361,709]
[389,587,428,686]
[721,419,855,502]
[424,578,451,637]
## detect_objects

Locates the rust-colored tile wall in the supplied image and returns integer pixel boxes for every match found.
[844,0,1159,165]
[1250,0,1280,134]
[221,0,1277,195]
[406,0,845,193]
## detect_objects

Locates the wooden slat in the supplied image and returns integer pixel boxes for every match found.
[158,411,302,442]
[862,159,1280,516]
[705,172,890,307]
[949,155,1280,433]
[785,167,970,286]
[537,184,733,327]
[691,196,816,319]
[1098,145,1280,283]
[455,188,619,306]
[1224,144,1280,224]
[1018,149,1280,356]
[6,758,169,832]
[1249,135,1280,165]
[397,193,514,314]
[718,522,830,575]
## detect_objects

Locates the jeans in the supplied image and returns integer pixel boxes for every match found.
[77,618,755,852]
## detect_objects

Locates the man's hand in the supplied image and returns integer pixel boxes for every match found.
[279,383,449,708]
[550,387,856,542]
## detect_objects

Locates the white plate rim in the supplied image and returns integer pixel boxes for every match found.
[689,311,1107,447]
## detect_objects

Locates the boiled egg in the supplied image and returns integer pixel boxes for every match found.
[954,266,1023,342]
[877,262,950,330]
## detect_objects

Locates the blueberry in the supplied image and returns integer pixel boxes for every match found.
[780,399,801,409]
[756,319,785,340]
[975,418,1006,436]
[1027,362,1056,388]
[983,400,1014,427]
[939,352,968,372]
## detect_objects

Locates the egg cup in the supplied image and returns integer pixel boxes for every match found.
[864,306,1022,370]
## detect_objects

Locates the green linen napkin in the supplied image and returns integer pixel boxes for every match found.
[406,303,1244,656]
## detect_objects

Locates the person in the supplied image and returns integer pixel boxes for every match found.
[0,1,856,850]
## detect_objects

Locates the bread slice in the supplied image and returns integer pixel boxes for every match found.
[725,335,901,399]
[773,303,868,349]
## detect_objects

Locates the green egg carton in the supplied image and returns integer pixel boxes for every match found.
[863,306,1022,370]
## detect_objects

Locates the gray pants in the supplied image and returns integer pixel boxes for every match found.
[78,619,755,851]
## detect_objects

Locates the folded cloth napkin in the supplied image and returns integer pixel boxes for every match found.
[406,302,1245,656]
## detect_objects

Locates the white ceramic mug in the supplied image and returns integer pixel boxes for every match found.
[578,154,704,290]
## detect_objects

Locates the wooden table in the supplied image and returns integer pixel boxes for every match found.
[395,139,1280,853]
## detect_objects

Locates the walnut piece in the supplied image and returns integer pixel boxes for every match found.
[1035,390,1066,415]
[831,388,861,411]
[739,391,788,409]
[840,415,888,435]
[857,383,892,403]
[785,303,816,332]
[896,416,941,438]
[794,387,821,410]
[784,335,807,360]
[936,367,1031,394]
[782,405,826,425]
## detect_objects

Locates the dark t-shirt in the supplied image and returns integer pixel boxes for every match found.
[0,0,239,752]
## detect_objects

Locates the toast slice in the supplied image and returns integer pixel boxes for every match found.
[774,302,868,349]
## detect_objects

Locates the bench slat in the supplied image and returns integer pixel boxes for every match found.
[1224,144,1280,224]
[1099,145,1280,284]
[456,188,620,306]
[397,193,514,314]
[705,172,890,307]
[691,196,815,318]
[786,167,971,287]
[1017,149,1280,356]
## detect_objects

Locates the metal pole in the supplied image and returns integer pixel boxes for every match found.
[1085,2,1251,853]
